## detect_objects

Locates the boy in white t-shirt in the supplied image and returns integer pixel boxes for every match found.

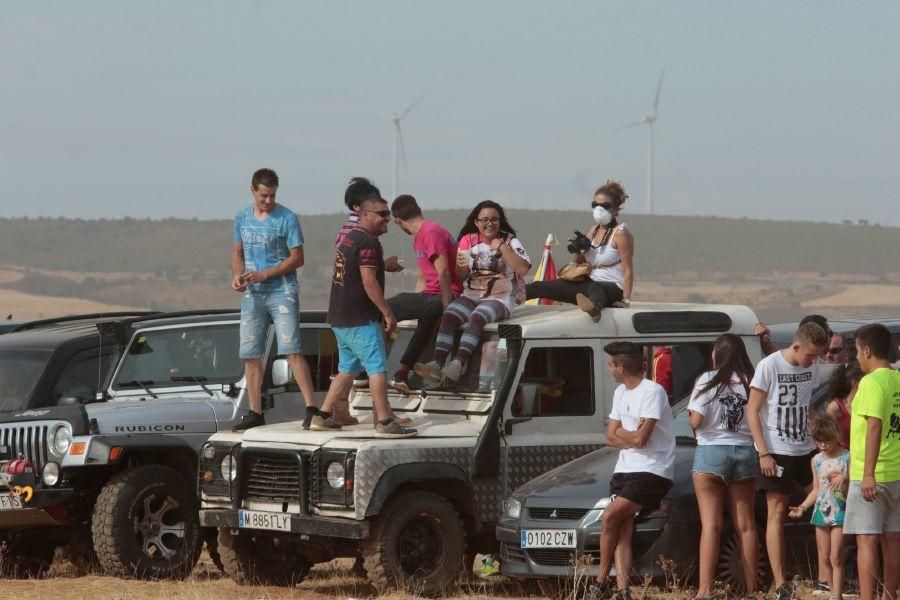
[747,322,828,600]
[587,342,675,600]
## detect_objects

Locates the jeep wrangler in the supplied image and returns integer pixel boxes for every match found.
[198,302,760,595]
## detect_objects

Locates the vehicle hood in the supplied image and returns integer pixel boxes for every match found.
[241,413,481,446]
[0,405,90,435]
[513,440,697,503]
[86,397,218,434]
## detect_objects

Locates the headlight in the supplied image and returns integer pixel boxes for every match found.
[595,496,612,510]
[220,455,237,481]
[201,444,216,460]
[42,462,60,486]
[326,462,345,489]
[49,425,72,457]
[503,497,522,520]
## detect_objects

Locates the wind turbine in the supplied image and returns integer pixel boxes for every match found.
[618,68,665,215]
[386,98,422,201]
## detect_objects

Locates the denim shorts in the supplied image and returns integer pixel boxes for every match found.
[239,288,301,358]
[692,444,758,483]
[333,321,388,375]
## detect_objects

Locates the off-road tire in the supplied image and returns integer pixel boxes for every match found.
[715,527,770,594]
[60,523,100,575]
[92,465,202,579]
[0,536,55,578]
[202,527,225,574]
[217,528,312,585]
[362,490,467,596]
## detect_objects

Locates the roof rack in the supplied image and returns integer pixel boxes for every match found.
[128,308,241,323]
[10,311,160,333]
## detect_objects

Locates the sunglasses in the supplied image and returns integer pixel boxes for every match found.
[362,209,392,218]
[826,346,845,356]
[592,201,613,210]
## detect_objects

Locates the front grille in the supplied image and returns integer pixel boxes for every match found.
[501,542,525,562]
[0,423,51,471]
[243,452,304,505]
[529,507,589,520]
[527,548,579,567]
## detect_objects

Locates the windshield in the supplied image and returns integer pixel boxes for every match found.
[113,324,241,390]
[0,350,51,412]
[386,328,508,395]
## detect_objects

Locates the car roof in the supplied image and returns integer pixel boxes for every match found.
[0,321,118,350]
[128,309,328,330]
[770,316,900,346]
[398,302,758,339]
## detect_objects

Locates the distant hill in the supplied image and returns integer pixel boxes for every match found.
[0,213,897,321]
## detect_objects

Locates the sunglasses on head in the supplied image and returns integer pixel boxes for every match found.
[592,201,613,210]
[826,346,845,356]
[362,209,392,218]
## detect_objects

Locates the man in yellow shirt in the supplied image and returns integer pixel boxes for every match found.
[843,323,900,600]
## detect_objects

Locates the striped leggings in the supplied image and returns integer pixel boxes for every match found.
[434,296,510,368]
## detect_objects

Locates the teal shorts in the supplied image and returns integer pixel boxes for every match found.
[333,321,388,376]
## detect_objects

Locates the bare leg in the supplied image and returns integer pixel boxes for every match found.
[320,372,354,413]
[726,478,760,594]
[287,353,317,407]
[829,526,844,600]
[693,472,727,597]
[368,373,391,422]
[881,532,900,600]
[614,516,635,590]
[243,358,263,414]
[765,492,790,588]
[856,534,880,600]
[815,527,833,595]
[595,496,642,585]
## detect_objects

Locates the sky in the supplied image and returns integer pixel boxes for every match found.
[2,1,900,225]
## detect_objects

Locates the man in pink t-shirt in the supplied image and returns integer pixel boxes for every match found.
[387,195,462,392]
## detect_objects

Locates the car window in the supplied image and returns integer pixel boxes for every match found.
[53,349,118,404]
[114,324,241,390]
[512,346,594,417]
[647,343,714,406]
[0,350,50,412]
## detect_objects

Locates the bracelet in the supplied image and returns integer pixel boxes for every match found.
[758,451,771,458]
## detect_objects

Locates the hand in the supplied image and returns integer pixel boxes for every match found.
[384,256,404,272]
[240,271,268,285]
[787,506,805,519]
[382,312,397,334]
[456,251,469,269]
[231,274,247,292]
[755,322,771,343]
[828,472,846,491]
[861,475,877,502]
[760,454,778,478]
[612,301,629,308]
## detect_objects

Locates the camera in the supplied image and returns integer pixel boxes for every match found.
[566,230,592,254]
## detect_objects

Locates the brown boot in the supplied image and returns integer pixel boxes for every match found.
[576,293,601,322]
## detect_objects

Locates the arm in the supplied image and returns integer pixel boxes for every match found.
[688,410,705,431]
[861,416,883,502]
[231,243,246,292]
[788,456,819,518]
[613,228,634,305]
[615,417,657,449]
[755,323,778,356]
[360,266,396,333]
[493,241,531,278]
[240,246,304,285]
[747,387,778,477]
[433,254,454,308]
[414,273,425,293]
[825,400,841,421]
[605,419,629,449]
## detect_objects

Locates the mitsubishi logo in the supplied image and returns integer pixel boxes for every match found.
[549,509,558,519]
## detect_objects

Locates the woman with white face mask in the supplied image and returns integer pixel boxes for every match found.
[525,180,634,321]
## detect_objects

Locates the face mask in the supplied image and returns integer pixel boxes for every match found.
[593,205,613,225]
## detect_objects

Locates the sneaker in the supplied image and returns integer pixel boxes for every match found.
[441,359,464,382]
[775,583,794,600]
[576,293,601,322]
[389,377,411,394]
[375,418,418,438]
[352,377,369,388]
[811,581,830,596]
[584,584,606,600]
[414,361,442,384]
[614,588,632,600]
[309,414,342,431]
[301,406,320,430]
[232,411,265,431]
[333,413,359,426]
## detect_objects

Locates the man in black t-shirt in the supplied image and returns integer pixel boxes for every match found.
[309,193,417,438]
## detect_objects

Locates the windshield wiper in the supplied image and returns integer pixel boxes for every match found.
[117,379,158,399]
[171,375,213,397]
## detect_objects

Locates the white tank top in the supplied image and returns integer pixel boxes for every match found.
[586,223,626,288]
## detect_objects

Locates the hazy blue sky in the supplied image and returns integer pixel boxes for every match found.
[2,1,900,225]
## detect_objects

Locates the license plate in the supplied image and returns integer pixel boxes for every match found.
[521,529,576,549]
[238,510,291,531]
[0,493,24,510]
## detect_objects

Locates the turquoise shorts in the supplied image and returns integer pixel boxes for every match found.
[333,321,388,376]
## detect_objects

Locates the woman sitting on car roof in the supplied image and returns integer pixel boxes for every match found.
[524,180,634,322]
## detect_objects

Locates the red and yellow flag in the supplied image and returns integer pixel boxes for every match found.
[526,234,559,306]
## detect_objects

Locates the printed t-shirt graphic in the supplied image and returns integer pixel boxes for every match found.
[414,220,463,296]
[458,232,531,311]
[687,371,753,446]
[750,350,818,456]
[328,228,385,327]
[849,367,900,482]
[233,205,303,293]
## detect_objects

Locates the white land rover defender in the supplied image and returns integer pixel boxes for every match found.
[198,302,761,594]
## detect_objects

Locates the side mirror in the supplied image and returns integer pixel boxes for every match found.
[519,383,541,417]
[271,358,292,387]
